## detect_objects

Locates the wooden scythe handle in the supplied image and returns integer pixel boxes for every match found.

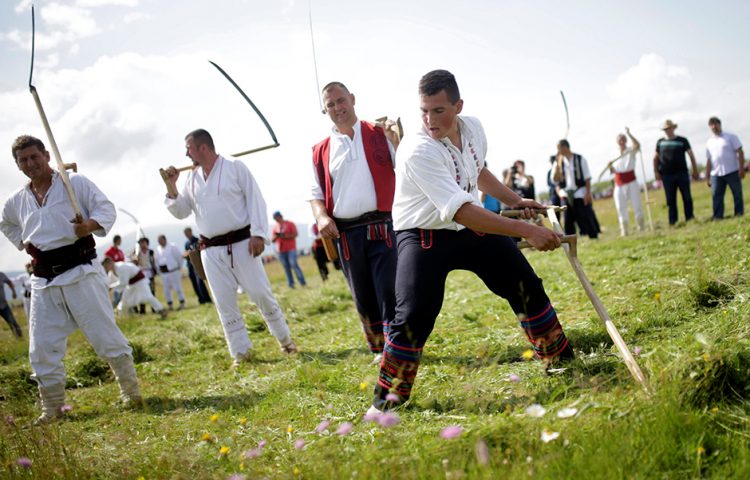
[159,165,195,198]
[501,205,566,218]
[516,234,577,250]
[545,207,649,391]
[30,87,83,223]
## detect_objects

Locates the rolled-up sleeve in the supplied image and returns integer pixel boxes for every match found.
[76,175,116,236]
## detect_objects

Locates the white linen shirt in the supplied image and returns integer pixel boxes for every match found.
[165,155,271,243]
[0,172,114,289]
[156,243,183,271]
[392,116,486,231]
[309,120,396,220]
[560,154,591,199]
[111,261,141,288]
[613,147,637,173]
[706,131,743,176]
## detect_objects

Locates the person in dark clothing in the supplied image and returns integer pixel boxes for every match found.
[183,227,212,304]
[652,119,699,225]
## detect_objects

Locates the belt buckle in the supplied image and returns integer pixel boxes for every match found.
[50,264,66,275]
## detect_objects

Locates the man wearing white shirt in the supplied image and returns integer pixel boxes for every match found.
[553,140,600,238]
[156,234,186,310]
[163,129,296,366]
[705,117,745,219]
[369,70,572,412]
[101,258,167,319]
[310,81,399,360]
[1,135,141,423]
[608,128,645,236]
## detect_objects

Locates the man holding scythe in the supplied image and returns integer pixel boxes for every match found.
[1,135,143,424]
[163,129,297,366]
[369,70,574,412]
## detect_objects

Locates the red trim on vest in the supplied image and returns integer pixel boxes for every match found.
[614,170,636,186]
[312,121,395,217]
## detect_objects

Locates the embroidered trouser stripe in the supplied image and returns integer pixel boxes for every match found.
[519,302,569,358]
[373,229,570,409]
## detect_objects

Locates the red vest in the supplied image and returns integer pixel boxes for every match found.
[312,121,395,218]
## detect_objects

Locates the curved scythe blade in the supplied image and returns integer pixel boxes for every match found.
[208,60,280,157]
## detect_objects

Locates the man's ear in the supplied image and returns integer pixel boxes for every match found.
[455,99,464,114]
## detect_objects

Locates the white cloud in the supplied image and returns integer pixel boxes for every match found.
[607,53,693,119]
[14,0,32,14]
[42,3,100,38]
[76,0,139,7]
[123,12,150,24]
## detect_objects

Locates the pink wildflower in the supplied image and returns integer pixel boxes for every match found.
[336,422,353,436]
[385,393,400,403]
[315,419,331,433]
[439,425,463,439]
[61,404,73,413]
[16,457,32,469]
[377,412,400,427]
[475,439,490,466]
[244,448,262,459]
[294,439,305,450]
[257,440,267,449]
[633,346,642,356]
[6,415,15,426]
[227,475,246,480]
[509,374,521,383]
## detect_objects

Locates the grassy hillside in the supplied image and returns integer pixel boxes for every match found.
[1,179,749,479]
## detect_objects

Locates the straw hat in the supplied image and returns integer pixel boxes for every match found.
[661,119,678,130]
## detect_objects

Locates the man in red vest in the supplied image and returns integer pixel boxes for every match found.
[309,81,399,363]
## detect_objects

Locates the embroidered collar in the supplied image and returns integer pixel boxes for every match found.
[440,118,481,193]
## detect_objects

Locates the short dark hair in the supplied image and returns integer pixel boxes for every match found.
[708,116,721,126]
[138,237,149,245]
[558,139,570,149]
[101,257,113,266]
[113,235,121,243]
[185,129,215,150]
[12,135,46,160]
[419,70,461,104]
[322,81,349,94]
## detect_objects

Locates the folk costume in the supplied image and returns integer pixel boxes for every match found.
[555,153,600,238]
[0,171,141,422]
[155,241,186,309]
[611,147,645,236]
[311,120,397,354]
[372,116,571,410]
[110,261,165,316]
[165,155,295,360]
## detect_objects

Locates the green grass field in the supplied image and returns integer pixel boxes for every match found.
[1,179,749,479]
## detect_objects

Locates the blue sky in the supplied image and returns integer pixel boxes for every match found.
[1,0,749,269]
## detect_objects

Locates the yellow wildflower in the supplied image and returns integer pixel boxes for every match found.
[219,446,230,456]
[238,417,248,426]
[654,292,661,302]
[702,353,710,362]
[521,349,534,361]
[293,467,301,475]
[359,382,368,390]
[201,432,213,442]
[210,413,219,423]
[287,425,294,433]
[697,446,706,456]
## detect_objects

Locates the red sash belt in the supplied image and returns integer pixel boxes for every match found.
[25,235,97,280]
[614,170,636,186]
[129,270,145,285]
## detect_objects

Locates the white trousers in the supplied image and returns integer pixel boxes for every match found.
[613,180,644,236]
[29,271,132,387]
[202,238,291,359]
[23,296,31,321]
[160,270,185,305]
[118,279,164,313]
